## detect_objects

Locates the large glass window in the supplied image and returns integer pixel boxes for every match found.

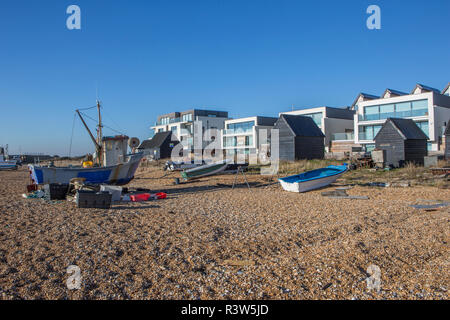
[359,125,382,140]
[182,114,193,122]
[362,99,428,121]
[226,121,255,134]
[415,121,429,138]
[302,112,323,127]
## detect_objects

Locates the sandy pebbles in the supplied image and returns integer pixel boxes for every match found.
[0,167,448,300]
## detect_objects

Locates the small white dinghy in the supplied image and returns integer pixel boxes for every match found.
[279,164,348,193]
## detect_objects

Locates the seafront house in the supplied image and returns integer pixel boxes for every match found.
[150,109,229,151]
[279,106,355,152]
[221,116,278,161]
[353,83,450,152]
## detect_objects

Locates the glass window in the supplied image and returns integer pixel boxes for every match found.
[226,121,255,133]
[379,104,394,114]
[303,112,323,127]
[171,126,178,137]
[415,121,429,138]
[411,99,428,110]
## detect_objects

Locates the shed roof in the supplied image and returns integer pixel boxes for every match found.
[138,132,172,149]
[278,114,325,137]
[375,118,429,140]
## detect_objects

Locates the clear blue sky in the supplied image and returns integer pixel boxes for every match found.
[1,0,449,156]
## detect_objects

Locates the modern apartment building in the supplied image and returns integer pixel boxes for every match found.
[221,116,278,158]
[353,83,450,152]
[150,109,229,150]
[280,106,355,151]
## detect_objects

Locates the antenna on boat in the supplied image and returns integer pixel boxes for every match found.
[96,100,103,164]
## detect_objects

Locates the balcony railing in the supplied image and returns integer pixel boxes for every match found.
[358,109,428,121]
[155,117,193,126]
[358,132,375,141]
[331,132,354,141]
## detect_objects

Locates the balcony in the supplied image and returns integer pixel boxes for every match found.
[358,109,428,122]
[358,132,375,141]
[155,117,193,126]
[223,128,253,135]
[331,132,354,141]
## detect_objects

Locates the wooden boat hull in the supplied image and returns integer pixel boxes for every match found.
[181,161,229,180]
[29,153,143,185]
[279,164,348,193]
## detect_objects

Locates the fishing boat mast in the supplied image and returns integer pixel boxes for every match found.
[96,100,103,165]
[75,102,103,166]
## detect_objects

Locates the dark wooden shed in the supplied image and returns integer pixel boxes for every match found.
[374,118,428,167]
[444,120,450,160]
[274,114,325,161]
[137,132,177,160]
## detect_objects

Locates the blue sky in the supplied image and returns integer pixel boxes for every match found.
[1,0,449,155]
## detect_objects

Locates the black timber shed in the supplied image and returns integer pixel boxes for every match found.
[137,132,177,160]
[374,118,428,167]
[444,120,450,160]
[274,114,325,161]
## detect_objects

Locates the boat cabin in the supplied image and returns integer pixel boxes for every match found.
[102,135,129,166]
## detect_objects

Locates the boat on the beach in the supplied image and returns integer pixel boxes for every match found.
[29,153,142,185]
[0,156,17,170]
[181,160,230,181]
[28,101,143,185]
[0,147,18,170]
[279,164,348,193]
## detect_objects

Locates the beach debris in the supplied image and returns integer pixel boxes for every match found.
[410,202,450,210]
[100,185,123,202]
[129,192,167,202]
[76,190,112,209]
[22,190,45,199]
[321,189,369,200]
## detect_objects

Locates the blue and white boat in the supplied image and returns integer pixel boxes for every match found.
[28,101,143,186]
[0,155,17,170]
[279,164,348,193]
[29,153,143,185]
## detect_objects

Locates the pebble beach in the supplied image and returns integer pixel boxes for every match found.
[0,166,448,300]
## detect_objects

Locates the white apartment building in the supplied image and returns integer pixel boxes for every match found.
[353,83,450,152]
[280,106,355,151]
[150,109,229,150]
[221,116,278,158]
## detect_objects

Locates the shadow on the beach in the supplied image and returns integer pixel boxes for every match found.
[158,181,270,195]
[111,204,161,210]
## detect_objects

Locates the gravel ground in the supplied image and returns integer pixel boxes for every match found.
[0,167,448,300]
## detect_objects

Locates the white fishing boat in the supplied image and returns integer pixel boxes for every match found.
[279,164,348,193]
